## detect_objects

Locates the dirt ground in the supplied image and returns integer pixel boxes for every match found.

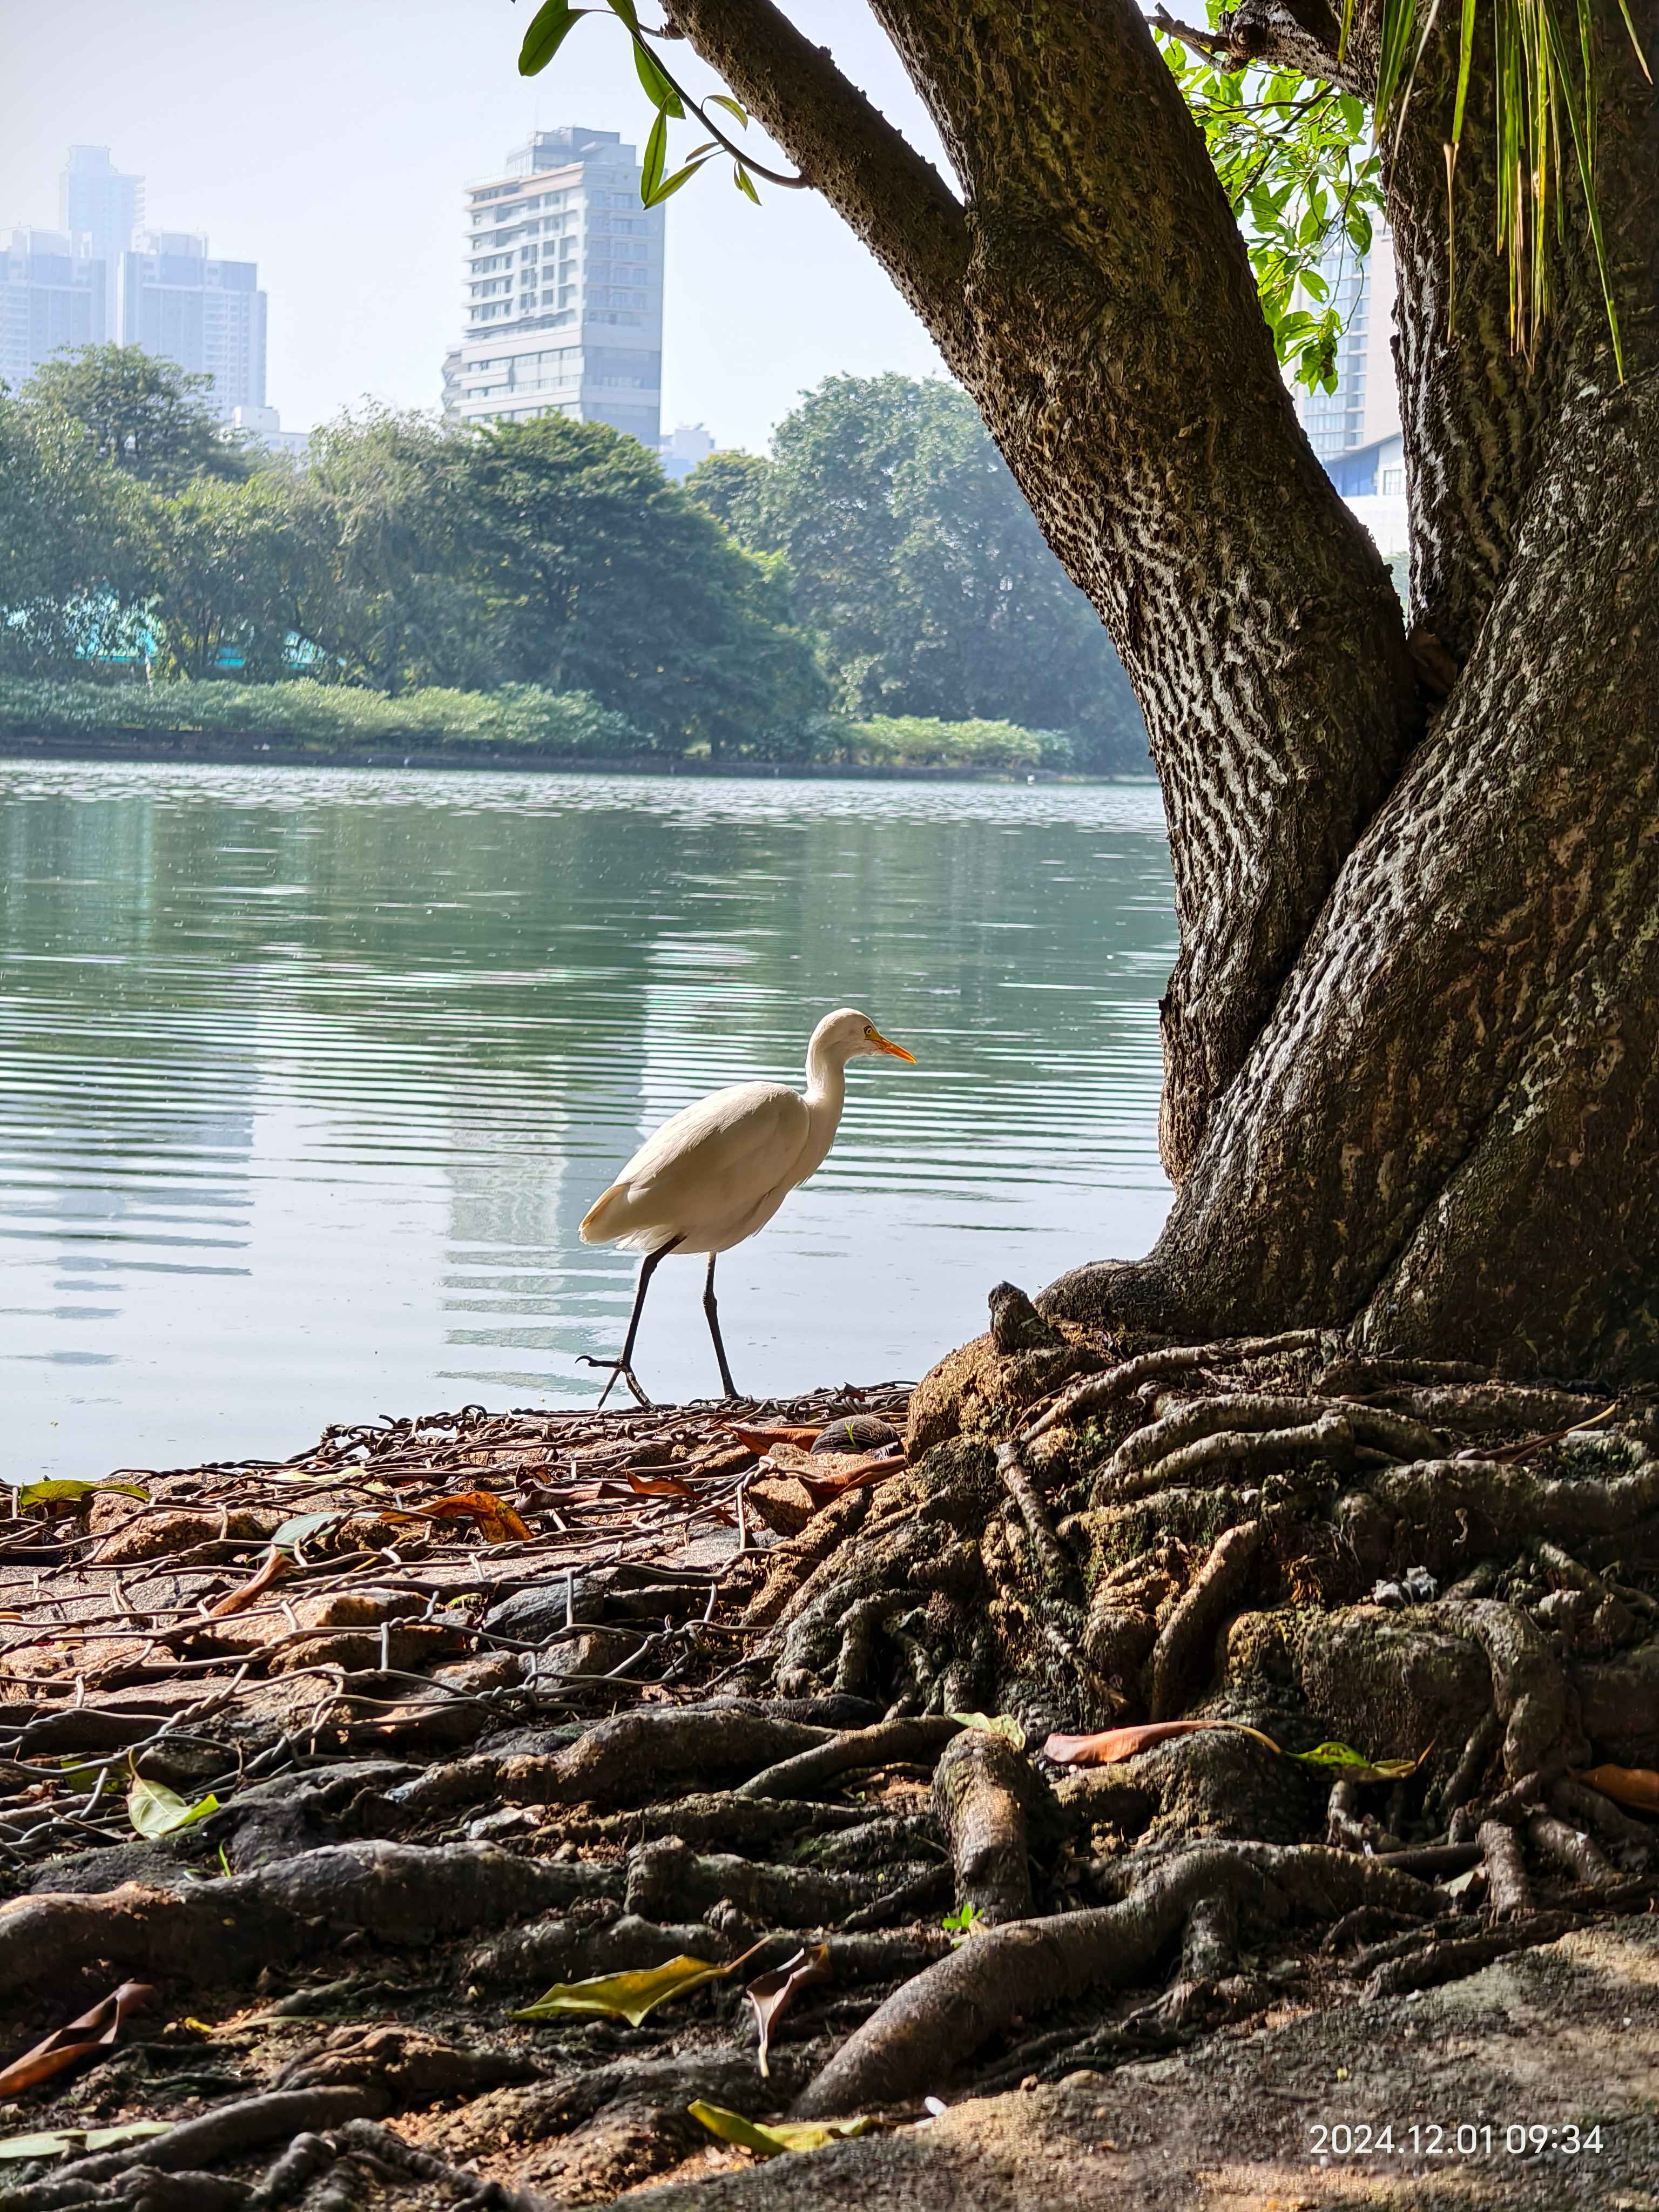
[619,1916,1659,2209]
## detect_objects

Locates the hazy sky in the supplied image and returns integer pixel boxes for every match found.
[3,0,952,446]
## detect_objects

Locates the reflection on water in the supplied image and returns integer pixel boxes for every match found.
[0,761,1175,1478]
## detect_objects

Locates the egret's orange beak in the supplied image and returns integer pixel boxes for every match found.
[865,1026,916,1062]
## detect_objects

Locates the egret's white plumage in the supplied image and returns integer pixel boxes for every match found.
[579,1008,915,1404]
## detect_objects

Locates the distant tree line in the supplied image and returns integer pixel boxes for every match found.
[687,376,1142,751]
[1,347,1146,768]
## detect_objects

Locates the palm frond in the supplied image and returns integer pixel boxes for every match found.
[1360,0,1645,367]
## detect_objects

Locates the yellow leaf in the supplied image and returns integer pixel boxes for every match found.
[127,1773,220,1839]
[688,2100,871,2159]
[950,1712,1028,1751]
[510,1955,728,2028]
[0,2121,170,2162]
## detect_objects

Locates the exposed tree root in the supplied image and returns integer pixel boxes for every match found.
[2,1341,1657,2200]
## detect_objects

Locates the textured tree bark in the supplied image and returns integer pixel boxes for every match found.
[666,0,1659,1379]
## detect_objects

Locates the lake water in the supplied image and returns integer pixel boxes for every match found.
[0,760,1175,1480]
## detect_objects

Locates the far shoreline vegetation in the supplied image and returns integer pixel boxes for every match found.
[2,347,1149,783]
[0,677,1142,781]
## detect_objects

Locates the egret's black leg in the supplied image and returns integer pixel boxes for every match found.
[703,1251,739,1399]
[581,1237,682,1408]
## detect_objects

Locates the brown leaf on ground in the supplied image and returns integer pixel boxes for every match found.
[387,1491,532,1543]
[627,1472,696,1499]
[206,1545,295,1617]
[0,1980,156,2096]
[745,1943,831,2078]
[723,1422,824,1452]
[799,1449,906,1501]
[1043,1719,1282,1766]
[1582,1762,1659,1813]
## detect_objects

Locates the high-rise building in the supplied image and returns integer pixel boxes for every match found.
[4,149,271,420]
[59,145,143,329]
[658,421,714,482]
[0,228,106,388]
[1292,223,1402,498]
[117,231,267,415]
[444,127,664,448]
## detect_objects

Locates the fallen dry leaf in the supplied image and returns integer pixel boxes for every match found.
[626,1471,696,1499]
[723,1422,824,1452]
[745,1943,830,2078]
[206,1545,294,1618]
[1043,1718,1283,1766]
[0,1981,155,2097]
[799,1448,905,1500]
[387,1490,532,1543]
[1582,1763,1659,1814]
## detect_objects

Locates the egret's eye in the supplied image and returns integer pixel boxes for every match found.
[863,1024,878,1042]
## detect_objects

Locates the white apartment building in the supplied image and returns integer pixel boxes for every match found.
[1293,222,1406,558]
[444,126,664,449]
[117,231,267,415]
[0,228,106,388]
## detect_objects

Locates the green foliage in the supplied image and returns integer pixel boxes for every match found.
[825,716,1144,777]
[700,376,1144,757]
[23,345,253,490]
[0,679,1129,777]
[517,0,785,206]
[1155,29,1380,393]
[451,413,826,758]
[0,675,646,755]
[0,389,156,675]
[150,474,306,681]
[684,449,774,533]
[291,408,495,696]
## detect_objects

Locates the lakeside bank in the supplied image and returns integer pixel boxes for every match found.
[0,729,1138,782]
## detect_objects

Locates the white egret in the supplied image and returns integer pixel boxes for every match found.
[579,1008,916,1406]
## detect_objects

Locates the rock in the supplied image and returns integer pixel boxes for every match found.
[746,1476,817,1537]
[482,1578,606,1643]
[92,1507,286,1566]
[988,1282,1064,1355]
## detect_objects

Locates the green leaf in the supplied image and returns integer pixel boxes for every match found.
[606,0,640,25]
[127,1773,221,1839]
[11,1478,148,1515]
[645,156,714,207]
[633,39,684,118]
[733,164,761,205]
[269,1509,342,1552]
[0,2121,172,2163]
[518,1,590,78]
[688,2102,871,2160]
[1290,1740,1420,1783]
[706,93,750,128]
[941,1901,981,1937]
[511,1954,727,2027]
[949,1711,1027,1751]
[640,109,669,204]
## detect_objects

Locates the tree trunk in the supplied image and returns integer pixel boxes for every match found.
[669,0,1659,1382]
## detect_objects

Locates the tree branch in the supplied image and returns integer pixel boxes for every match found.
[1213,0,1373,93]
[664,0,973,357]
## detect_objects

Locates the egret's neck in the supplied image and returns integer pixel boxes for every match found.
[803,1035,848,1125]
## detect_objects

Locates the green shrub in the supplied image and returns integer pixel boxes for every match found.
[0,676,646,756]
[824,715,1147,775]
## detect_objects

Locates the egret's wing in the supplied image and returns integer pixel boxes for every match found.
[580,1084,810,1248]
